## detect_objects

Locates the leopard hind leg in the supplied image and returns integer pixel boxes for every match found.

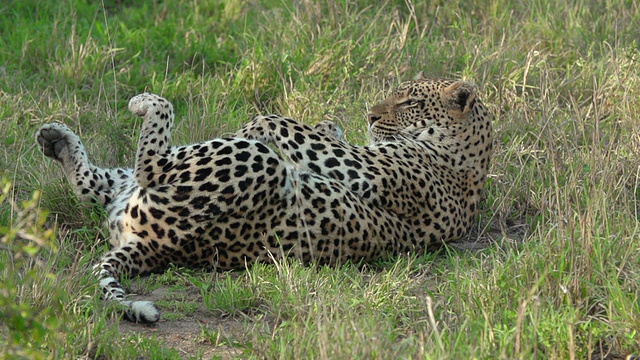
[35,123,136,210]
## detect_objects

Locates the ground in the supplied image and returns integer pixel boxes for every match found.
[118,287,246,359]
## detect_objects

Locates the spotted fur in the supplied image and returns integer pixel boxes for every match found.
[35,77,492,323]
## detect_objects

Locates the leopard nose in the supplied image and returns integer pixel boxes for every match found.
[368,114,381,124]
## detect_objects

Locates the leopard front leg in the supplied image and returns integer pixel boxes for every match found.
[94,237,170,323]
[128,93,175,188]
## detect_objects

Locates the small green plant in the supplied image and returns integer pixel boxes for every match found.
[0,175,66,359]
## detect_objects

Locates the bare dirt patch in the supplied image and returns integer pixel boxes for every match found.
[118,287,250,359]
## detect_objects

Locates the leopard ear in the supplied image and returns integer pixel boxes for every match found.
[413,71,426,80]
[442,81,477,118]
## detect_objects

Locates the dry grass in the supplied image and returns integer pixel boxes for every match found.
[1,0,639,358]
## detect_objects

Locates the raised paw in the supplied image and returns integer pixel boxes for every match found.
[314,120,345,142]
[35,123,79,162]
[128,93,173,118]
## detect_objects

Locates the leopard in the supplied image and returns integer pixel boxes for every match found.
[35,75,492,323]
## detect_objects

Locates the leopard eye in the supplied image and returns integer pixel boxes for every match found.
[398,99,418,107]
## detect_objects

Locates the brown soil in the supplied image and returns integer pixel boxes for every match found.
[118,287,249,359]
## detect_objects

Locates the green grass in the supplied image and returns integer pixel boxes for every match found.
[1,0,639,358]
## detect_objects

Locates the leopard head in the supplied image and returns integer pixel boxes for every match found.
[367,74,492,171]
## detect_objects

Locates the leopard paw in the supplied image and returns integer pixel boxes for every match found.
[235,115,272,142]
[121,300,161,323]
[314,120,344,141]
[35,123,79,162]
[128,93,172,118]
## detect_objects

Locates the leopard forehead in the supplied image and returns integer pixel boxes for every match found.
[374,78,457,115]
[393,78,454,97]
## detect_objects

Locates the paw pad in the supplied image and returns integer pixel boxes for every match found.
[35,123,76,160]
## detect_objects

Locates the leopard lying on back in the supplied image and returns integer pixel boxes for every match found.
[35,75,492,322]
